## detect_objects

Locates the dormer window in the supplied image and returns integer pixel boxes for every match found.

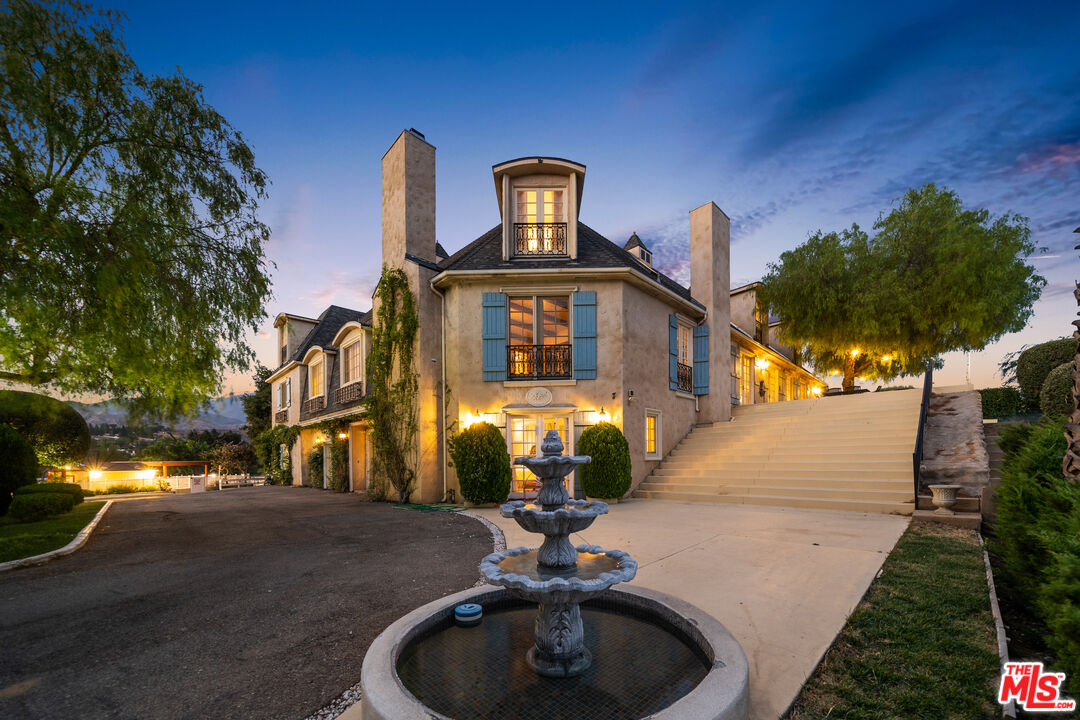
[514,188,567,256]
[309,357,324,398]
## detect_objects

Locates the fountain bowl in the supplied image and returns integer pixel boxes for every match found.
[361,584,749,720]
[500,498,609,536]
[480,544,637,603]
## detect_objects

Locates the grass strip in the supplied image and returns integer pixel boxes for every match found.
[787,522,1000,720]
[0,501,106,563]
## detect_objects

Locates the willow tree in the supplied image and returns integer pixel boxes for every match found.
[0,0,271,420]
[759,184,1044,391]
[367,267,419,503]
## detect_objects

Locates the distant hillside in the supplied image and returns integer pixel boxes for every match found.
[69,395,250,431]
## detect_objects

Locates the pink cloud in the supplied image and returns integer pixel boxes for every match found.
[1017,139,1080,174]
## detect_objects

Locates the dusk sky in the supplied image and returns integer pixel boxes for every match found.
[113,0,1079,395]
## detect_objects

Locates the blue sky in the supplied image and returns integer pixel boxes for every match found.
[113,0,1079,393]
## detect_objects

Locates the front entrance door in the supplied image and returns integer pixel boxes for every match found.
[349,426,366,492]
[509,415,571,500]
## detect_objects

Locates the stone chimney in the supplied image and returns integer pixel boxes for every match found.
[690,202,732,423]
[382,128,436,267]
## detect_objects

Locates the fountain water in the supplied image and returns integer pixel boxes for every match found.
[480,430,637,677]
[361,429,750,720]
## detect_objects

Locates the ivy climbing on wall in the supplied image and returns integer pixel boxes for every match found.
[366,266,419,503]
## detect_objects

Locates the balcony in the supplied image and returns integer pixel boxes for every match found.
[334,383,364,406]
[274,409,287,424]
[677,362,693,393]
[514,223,567,256]
[303,396,325,415]
[507,344,572,380]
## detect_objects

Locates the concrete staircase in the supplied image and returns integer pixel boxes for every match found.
[633,389,923,514]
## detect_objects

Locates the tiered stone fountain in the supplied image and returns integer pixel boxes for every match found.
[361,430,749,720]
[480,430,637,677]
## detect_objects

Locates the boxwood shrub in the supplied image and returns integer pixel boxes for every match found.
[8,491,74,522]
[14,482,84,505]
[449,422,511,505]
[577,422,632,500]
[1016,338,1076,411]
[0,425,39,516]
[1039,361,1075,419]
[979,386,1024,419]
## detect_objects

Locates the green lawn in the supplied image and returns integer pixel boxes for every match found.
[787,522,1001,720]
[0,501,106,564]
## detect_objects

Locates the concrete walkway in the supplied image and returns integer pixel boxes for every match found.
[473,498,909,720]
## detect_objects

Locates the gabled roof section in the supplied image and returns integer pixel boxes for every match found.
[437,222,702,310]
[623,232,647,251]
[285,305,370,367]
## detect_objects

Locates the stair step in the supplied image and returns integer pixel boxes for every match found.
[653,466,911,480]
[636,482,913,502]
[631,489,914,515]
[643,475,911,490]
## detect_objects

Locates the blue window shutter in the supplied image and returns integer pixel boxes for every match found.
[572,291,597,380]
[482,292,506,381]
[669,315,678,390]
[694,324,710,395]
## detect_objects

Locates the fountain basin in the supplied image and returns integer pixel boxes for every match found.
[361,584,750,720]
[500,499,609,536]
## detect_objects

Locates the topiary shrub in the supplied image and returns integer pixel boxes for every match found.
[979,386,1024,418]
[1017,338,1077,411]
[0,390,90,467]
[0,425,39,515]
[1040,361,1075,419]
[7,491,74,522]
[449,422,511,505]
[577,422,632,500]
[14,482,83,505]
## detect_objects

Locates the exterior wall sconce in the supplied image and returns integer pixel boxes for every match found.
[627,390,635,402]
[338,432,348,440]
[314,437,324,444]
[754,358,770,370]
[811,386,823,396]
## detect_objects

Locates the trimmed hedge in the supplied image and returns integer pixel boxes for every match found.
[8,491,74,522]
[991,417,1080,692]
[1040,361,1075,419]
[0,425,38,516]
[449,422,511,505]
[577,422,632,500]
[1017,338,1076,411]
[14,482,84,505]
[979,386,1024,419]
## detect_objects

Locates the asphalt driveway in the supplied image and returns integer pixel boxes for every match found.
[0,487,492,720]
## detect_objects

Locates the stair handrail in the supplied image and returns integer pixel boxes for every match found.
[912,363,934,509]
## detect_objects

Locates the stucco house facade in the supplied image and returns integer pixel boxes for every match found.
[268,130,820,502]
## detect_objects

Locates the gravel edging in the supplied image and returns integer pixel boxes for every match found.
[304,508,507,720]
[979,531,1015,719]
[0,500,114,573]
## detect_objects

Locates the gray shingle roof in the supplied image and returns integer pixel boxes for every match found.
[623,232,647,251]
[438,223,702,309]
[285,305,370,367]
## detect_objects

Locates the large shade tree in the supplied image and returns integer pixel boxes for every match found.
[0,0,271,420]
[759,184,1045,392]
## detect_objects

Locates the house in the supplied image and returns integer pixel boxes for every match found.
[268,130,821,501]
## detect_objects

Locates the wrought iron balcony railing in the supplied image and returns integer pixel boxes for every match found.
[676,362,693,393]
[507,344,572,380]
[513,222,567,256]
[334,382,364,406]
[274,409,287,424]
[303,396,325,415]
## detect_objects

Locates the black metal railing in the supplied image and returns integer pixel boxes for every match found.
[507,344,572,380]
[912,363,934,509]
[334,383,364,406]
[303,396,325,415]
[274,409,287,424]
[514,223,567,256]
[676,362,693,393]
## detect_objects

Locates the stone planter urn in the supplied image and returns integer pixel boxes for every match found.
[928,484,963,515]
